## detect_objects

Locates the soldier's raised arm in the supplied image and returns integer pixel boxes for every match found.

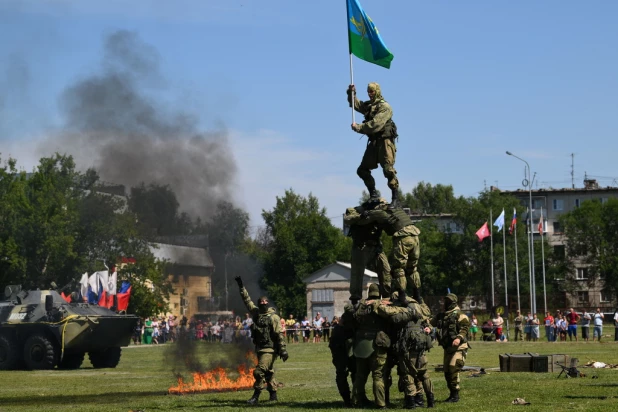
[235,276,257,313]
[347,85,370,115]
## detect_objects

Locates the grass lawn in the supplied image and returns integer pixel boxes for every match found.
[0,339,617,411]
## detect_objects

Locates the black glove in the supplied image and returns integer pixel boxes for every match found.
[280,349,289,362]
[234,276,243,288]
[347,84,356,95]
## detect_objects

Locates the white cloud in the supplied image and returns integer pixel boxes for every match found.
[229,129,362,231]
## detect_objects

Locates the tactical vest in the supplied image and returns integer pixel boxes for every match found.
[364,100,398,141]
[353,303,386,358]
[436,310,461,348]
[384,208,415,235]
[252,313,274,349]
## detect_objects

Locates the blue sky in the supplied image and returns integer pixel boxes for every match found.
[1,0,617,230]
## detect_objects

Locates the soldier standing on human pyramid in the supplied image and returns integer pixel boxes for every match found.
[348,83,400,208]
[235,276,289,405]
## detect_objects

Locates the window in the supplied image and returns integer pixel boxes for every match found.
[577,291,589,303]
[600,292,611,303]
[553,221,562,233]
[574,198,580,208]
[312,289,334,302]
[553,199,564,211]
[533,199,544,209]
[553,245,566,259]
[576,268,588,280]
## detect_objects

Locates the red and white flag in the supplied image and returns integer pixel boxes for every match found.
[476,222,490,242]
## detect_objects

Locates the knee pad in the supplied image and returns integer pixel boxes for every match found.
[357,166,371,179]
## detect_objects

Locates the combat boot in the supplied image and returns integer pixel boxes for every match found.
[404,395,416,409]
[426,392,435,408]
[247,388,261,405]
[266,389,278,402]
[414,393,424,407]
[445,390,459,403]
[369,188,380,200]
[389,189,399,209]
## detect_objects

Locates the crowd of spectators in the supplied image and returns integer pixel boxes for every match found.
[467,307,618,343]
[131,312,341,345]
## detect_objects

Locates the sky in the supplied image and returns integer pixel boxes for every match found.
[1,0,618,232]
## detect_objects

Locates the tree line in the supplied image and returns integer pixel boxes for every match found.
[1,154,614,318]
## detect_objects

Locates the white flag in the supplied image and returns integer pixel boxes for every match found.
[95,270,110,293]
[79,272,89,299]
[493,209,505,232]
[88,273,99,295]
[108,271,117,295]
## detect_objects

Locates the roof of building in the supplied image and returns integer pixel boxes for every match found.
[304,261,378,283]
[149,242,214,268]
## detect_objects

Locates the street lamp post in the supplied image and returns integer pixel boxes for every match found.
[506,151,537,315]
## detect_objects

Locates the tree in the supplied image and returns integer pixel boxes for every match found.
[560,198,618,300]
[0,154,172,317]
[128,183,186,237]
[259,190,350,317]
[402,182,461,214]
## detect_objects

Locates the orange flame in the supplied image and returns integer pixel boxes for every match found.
[169,352,257,395]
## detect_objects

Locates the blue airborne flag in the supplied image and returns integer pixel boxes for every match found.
[347,0,394,68]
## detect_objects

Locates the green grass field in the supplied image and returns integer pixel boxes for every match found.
[1,339,617,412]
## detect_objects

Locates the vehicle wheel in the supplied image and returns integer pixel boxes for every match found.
[23,334,58,370]
[0,334,20,370]
[89,347,122,368]
[58,352,85,369]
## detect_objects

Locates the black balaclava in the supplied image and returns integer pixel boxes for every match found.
[258,296,269,313]
[444,293,458,311]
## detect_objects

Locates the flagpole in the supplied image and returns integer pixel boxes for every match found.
[540,207,547,315]
[490,209,494,308]
[349,54,356,124]
[514,208,521,312]
[527,207,533,313]
[502,210,509,339]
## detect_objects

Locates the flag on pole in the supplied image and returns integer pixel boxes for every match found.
[475,222,490,242]
[347,0,394,68]
[509,208,517,235]
[493,209,505,232]
[538,209,544,234]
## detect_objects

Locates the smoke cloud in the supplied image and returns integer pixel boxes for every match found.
[42,30,236,218]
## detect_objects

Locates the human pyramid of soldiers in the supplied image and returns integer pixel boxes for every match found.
[234,82,471,409]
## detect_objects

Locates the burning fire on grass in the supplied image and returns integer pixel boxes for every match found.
[169,351,257,394]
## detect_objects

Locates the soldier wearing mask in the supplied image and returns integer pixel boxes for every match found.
[344,199,421,300]
[374,291,435,409]
[347,83,400,207]
[428,293,470,403]
[329,305,357,407]
[235,276,288,404]
[350,283,390,408]
[344,200,392,300]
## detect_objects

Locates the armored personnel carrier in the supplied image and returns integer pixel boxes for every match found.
[0,285,138,370]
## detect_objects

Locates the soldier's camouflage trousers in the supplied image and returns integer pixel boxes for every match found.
[390,234,420,294]
[401,352,433,397]
[331,351,356,402]
[357,138,399,191]
[254,352,278,391]
[350,245,391,299]
[443,349,466,391]
[353,348,388,407]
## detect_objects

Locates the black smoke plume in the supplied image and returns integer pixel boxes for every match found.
[42,30,236,218]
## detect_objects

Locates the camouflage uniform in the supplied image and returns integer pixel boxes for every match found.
[240,287,286,401]
[345,203,421,295]
[328,306,357,407]
[514,313,524,341]
[351,284,389,408]
[429,293,470,403]
[376,295,435,408]
[344,202,391,299]
[348,83,399,196]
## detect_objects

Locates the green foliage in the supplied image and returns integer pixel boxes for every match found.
[129,183,187,237]
[259,189,350,317]
[560,198,618,300]
[402,181,461,213]
[0,154,170,318]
